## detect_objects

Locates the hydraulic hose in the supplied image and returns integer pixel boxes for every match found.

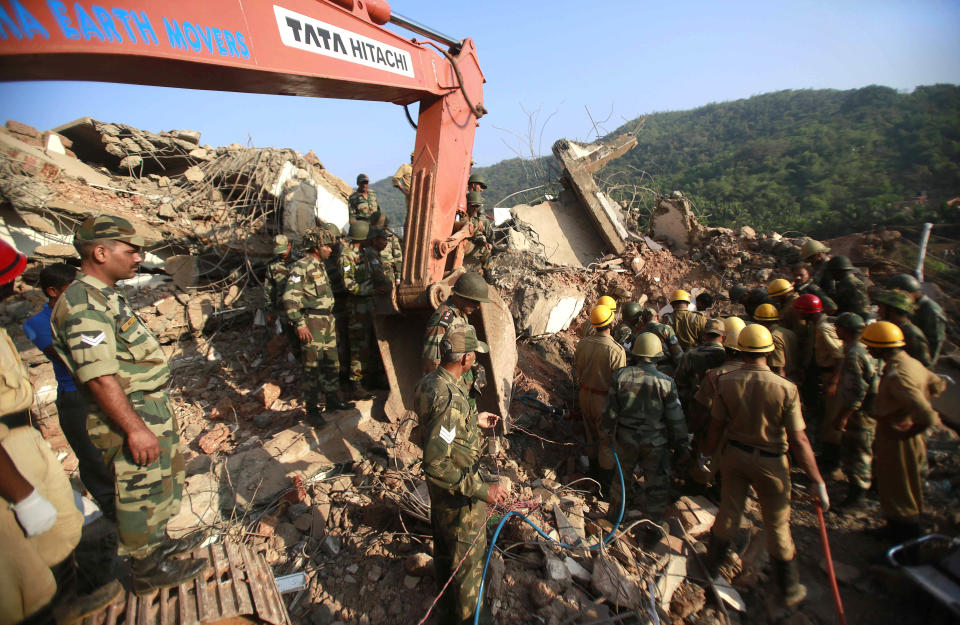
[472,442,626,624]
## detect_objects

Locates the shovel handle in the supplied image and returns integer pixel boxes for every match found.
[816,502,847,625]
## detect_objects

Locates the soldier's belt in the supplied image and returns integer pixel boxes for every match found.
[728,440,783,458]
[579,385,608,396]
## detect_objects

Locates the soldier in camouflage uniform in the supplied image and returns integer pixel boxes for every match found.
[370,211,402,284]
[827,256,870,318]
[282,229,354,427]
[50,216,206,594]
[791,263,837,313]
[263,233,301,358]
[673,318,728,412]
[415,324,510,625]
[462,191,494,269]
[875,289,932,367]
[800,238,833,293]
[638,307,683,371]
[348,173,378,221]
[340,220,386,398]
[318,222,351,379]
[832,313,878,513]
[467,171,487,194]
[613,301,643,349]
[602,332,689,524]
[888,273,947,363]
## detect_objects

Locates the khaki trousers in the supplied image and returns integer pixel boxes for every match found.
[875,428,925,521]
[578,388,607,461]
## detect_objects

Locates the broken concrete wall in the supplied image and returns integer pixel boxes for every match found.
[510,198,605,267]
[649,192,707,251]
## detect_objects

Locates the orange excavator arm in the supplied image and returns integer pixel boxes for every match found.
[0,0,483,305]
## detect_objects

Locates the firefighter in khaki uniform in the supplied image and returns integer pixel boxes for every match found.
[700,324,828,607]
[51,216,206,594]
[863,321,946,541]
[753,303,799,381]
[574,305,626,481]
[833,313,879,512]
[664,290,706,351]
[282,229,354,427]
[415,325,510,625]
[768,278,800,334]
[601,333,689,525]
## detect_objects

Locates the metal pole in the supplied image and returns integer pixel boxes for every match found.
[389,12,460,48]
[915,222,933,282]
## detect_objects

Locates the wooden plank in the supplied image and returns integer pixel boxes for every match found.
[225,540,254,614]
[196,547,216,623]
[211,542,238,616]
[241,543,284,625]
[178,576,199,625]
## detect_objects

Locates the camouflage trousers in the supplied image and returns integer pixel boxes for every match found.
[609,430,670,520]
[429,486,490,625]
[841,415,876,490]
[87,390,185,560]
[346,295,377,382]
[281,320,302,360]
[301,312,340,403]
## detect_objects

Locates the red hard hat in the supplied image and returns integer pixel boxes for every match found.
[0,239,27,285]
[793,293,823,314]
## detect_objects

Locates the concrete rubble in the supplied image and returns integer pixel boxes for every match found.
[3,117,959,625]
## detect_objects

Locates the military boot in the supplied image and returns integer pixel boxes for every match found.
[306,404,328,428]
[325,392,354,411]
[836,484,868,513]
[703,537,732,578]
[151,531,208,560]
[773,558,807,607]
[818,443,842,476]
[350,381,375,400]
[53,580,124,623]
[131,556,207,595]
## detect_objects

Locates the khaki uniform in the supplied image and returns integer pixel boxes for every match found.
[777,292,800,334]
[872,351,945,521]
[837,342,878,489]
[913,295,946,362]
[393,162,412,198]
[0,329,83,623]
[710,363,805,561]
[769,324,800,381]
[668,309,707,351]
[282,255,340,405]
[51,272,184,559]
[414,367,490,625]
[573,334,626,460]
[691,360,742,482]
[348,188,378,221]
[601,363,686,517]
[814,317,844,443]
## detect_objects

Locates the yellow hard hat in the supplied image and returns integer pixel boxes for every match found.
[597,295,617,310]
[630,332,663,358]
[737,324,775,353]
[800,239,830,260]
[767,278,794,297]
[861,321,906,349]
[723,317,746,350]
[753,303,779,322]
[590,304,615,328]
[670,289,691,304]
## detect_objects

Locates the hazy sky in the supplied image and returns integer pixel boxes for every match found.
[1,0,957,184]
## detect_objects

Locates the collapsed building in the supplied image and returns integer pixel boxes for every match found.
[2,118,959,625]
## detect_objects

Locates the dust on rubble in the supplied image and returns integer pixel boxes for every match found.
[3,117,959,625]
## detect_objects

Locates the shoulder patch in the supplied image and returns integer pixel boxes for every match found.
[438,309,454,328]
[80,331,106,347]
[439,425,456,444]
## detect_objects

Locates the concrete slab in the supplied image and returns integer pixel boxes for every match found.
[511,200,605,267]
[0,127,112,186]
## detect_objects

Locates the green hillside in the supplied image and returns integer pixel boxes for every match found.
[374,85,960,238]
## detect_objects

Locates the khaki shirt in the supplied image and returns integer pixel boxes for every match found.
[392,163,412,195]
[872,350,945,434]
[52,272,169,394]
[0,328,33,416]
[770,324,799,380]
[694,360,743,411]
[670,309,707,351]
[712,362,805,454]
[574,333,626,393]
[814,317,843,368]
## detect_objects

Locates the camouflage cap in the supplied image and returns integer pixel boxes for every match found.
[836,312,866,332]
[273,234,289,254]
[302,229,332,250]
[75,215,144,247]
[874,289,915,314]
[703,318,726,336]
[444,323,489,354]
[369,225,388,239]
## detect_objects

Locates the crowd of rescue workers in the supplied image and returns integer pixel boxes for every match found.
[0,168,949,625]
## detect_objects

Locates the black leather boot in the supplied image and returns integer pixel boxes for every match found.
[152,531,208,560]
[131,556,207,595]
[306,404,328,428]
[703,537,732,578]
[350,381,375,400]
[326,393,355,411]
[773,558,807,607]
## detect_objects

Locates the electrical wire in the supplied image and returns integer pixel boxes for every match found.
[472,442,626,625]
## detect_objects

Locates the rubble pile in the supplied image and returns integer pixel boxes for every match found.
[3,119,959,624]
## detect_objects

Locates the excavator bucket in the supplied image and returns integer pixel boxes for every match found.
[374,285,517,426]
